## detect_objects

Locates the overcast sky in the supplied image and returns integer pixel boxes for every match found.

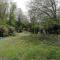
[13,0,30,13]
[13,0,60,14]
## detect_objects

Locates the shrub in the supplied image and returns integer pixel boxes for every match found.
[16,26,22,33]
[8,26,16,36]
[3,27,8,37]
[0,26,8,37]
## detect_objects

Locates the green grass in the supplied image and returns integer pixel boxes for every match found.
[0,32,60,60]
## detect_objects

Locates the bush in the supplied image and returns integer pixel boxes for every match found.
[0,25,16,37]
[44,24,60,34]
[8,26,16,36]
[0,26,8,37]
[16,26,22,33]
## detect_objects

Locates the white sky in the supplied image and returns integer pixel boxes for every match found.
[13,0,29,13]
[13,0,60,14]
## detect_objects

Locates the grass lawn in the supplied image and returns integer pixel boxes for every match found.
[0,32,60,60]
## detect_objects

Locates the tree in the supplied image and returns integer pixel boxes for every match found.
[15,8,23,32]
[8,2,16,26]
[28,10,39,33]
[28,1,40,34]
[15,8,29,32]
[0,0,9,26]
[28,0,60,34]
[28,0,58,23]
